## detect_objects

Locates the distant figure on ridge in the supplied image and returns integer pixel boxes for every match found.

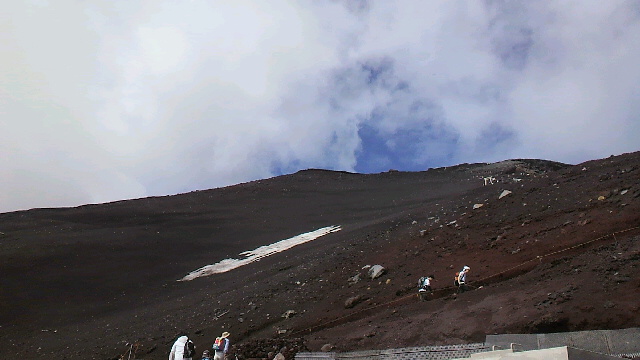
[457,266,470,293]
[483,176,496,185]
[418,275,435,301]
[212,331,230,360]
[169,334,196,360]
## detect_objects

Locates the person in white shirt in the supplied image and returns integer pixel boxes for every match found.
[457,266,470,293]
[418,275,435,301]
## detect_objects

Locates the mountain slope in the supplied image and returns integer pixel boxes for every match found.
[0,152,638,359]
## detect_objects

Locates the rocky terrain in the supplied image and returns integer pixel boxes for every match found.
[0,151,639,360]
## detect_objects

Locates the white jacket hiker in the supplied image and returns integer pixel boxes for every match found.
[169,335,192,360]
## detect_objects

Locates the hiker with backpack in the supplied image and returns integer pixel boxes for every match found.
[456,266,470,293]
[169,334,196,360]
[417,275,435,301]
[212,331,230,360]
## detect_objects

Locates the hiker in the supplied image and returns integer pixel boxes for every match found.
[457,266,470,293]
[418,275,435,301]
[201,349,213,360]
[169,334,196,360]
[212,331,230,360]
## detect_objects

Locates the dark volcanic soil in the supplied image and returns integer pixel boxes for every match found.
[1,152,639,360]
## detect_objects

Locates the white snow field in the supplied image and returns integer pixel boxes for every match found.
[180,225,342,281]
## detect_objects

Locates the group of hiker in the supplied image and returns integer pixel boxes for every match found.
[168,267,470,358]
[169,331,230,360]
[418,265,471,300]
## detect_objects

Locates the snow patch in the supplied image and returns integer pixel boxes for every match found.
[179,225,342,281]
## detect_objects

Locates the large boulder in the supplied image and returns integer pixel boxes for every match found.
[368,265,385,279]
[499,190,512,199]
[344,295,365,309]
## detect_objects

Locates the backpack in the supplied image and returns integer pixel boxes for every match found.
[418,276,426,288]
[454,272,460,287]
[212,337,225,351]
[183,339,195,358]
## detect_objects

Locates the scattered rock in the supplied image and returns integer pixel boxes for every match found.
[473,203,484,209]
[320,344,334,352]
[274,352,286,360]
[344,295,366,309]
[368,265,385,279]
[603,301,615,309]
[598,195,606,201]
[281,310,296,319]
[419,230,427,237]
[499,190,512,199]
[348,274,361,284]
[615,275,631,283]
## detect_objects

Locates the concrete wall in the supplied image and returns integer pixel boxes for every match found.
[296,328,640,360]
[466,347,622,360]
[467,347,569,360]
[295,344,490,360]
[566,347,624,360]
[485,327,640,355]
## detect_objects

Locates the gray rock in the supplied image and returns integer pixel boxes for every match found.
[321,344,334,352]
[281,310,296,319]
[499,190,512,199]
[368,265,385,279]
[344,295,365,309]
[348,273,361,284]
[274,353,286,360]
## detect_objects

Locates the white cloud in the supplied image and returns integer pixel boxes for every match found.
[1,1,639,212]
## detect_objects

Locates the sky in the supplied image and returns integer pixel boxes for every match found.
[2,1,640,213]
